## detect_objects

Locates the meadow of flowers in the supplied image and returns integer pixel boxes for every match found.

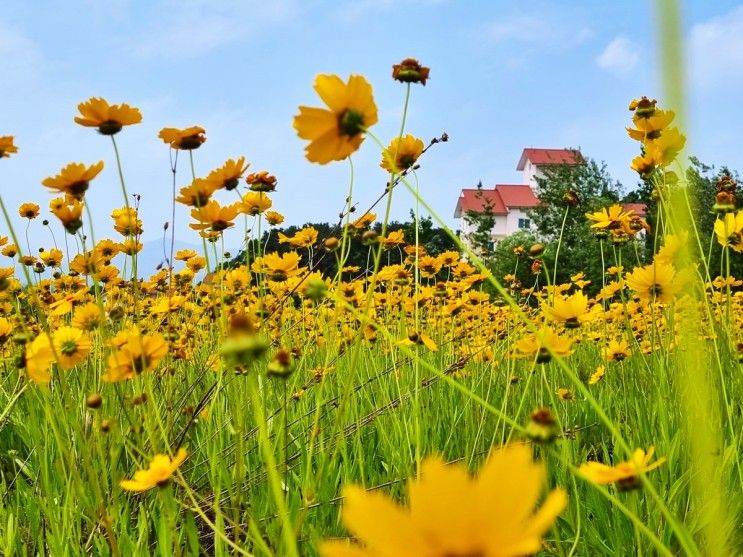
[0,53,741,556]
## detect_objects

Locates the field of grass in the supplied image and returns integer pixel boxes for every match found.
[1,9,742,555]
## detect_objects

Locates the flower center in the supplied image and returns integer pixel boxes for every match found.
[97,120,123,135]
[60,340,79,355]
[339,109,365,136]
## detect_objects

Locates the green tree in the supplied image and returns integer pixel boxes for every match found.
[528,157,635,290]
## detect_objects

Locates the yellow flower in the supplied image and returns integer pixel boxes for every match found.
[71,302,104,331]
[541,291,593,328]
[381,134,425,173]
[241,192,272,215]
[52,326,92,369]
[381,229,405,249]
[293,74,378,164]
[0,136,18,158]
[253,251,302,282]
[398,331,438,352]
[625,261,681,304]
[111,207,143,236]
[714,211,743,252]
[40,248,64,267]
[392,57,430,85]
[175,179,219,207]
[320,444,566,557]
[25,333,55,384]
[50,198,84,234]
[626,109,675,141]
[103,330,169,382]
[585,204,634,234]
[189,200,240,233]
[42,161,104,200]
[579,447,665,490]
[589,365,605,385]
[515,327,574,363]
[645,127,686,168]
[120,448,187,492]
[278,226,318,248]
[18,202,40,219]
[265,210,285,226]
[74,97,142,135]
[158,126,206,150]
[205,157,249,191]
[602,339,631,361]
[246,170,277,192]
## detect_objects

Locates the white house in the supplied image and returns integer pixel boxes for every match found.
[454,148,583,250]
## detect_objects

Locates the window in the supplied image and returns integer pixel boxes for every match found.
[518,218,531,229]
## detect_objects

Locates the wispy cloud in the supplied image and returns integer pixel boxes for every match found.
[690,5,743,88]
[129,0,299,59]
[596,36,639,75]
[486,13,593,47]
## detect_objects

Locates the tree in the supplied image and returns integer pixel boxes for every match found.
[527,157,636,290]
[463,181,497,259]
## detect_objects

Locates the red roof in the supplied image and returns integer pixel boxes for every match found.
[622,202,647,217]
[517,148,583,170]
[454,185,539,217]
[454,189,507,217]
[494,184,539,208]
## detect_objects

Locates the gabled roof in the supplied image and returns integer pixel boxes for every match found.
[517,148,583,170]
[622,202,647,217]
[454,185,539,218]
[454,188,507,218]
[494,184,539,208]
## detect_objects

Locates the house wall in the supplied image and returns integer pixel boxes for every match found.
[523,161,543,191]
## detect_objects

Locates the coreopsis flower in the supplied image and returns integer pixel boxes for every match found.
[351,212,376,230]
[50,198,84,234]
[625,261,681,304]
[175,179,219,207]
[42,161,104,200]
[18,203,40,219]
[645,127,686,168]
[515,326,574,363]
[118,238,143,256]
[174,249,197,261]
[52,326,92,369]
[70,251,104,276]
[391,57,430,85]
[40,248,64,267]
[241,192,272,215]
[398,331,438,351]
[189,200,240,232]
[74,97,142,135]
[381,229,405,249]
[579,447,665,490]
[714,211,743,252]
[278,227,318,249]
[25,333,55,384]
[319,444,566,557]
[602,339,631,361]
[111,207,143,236]
[541,290,593,328]
[158,126,206,150]
[103,329,169,382]
[626,109,675,141]
[246,170,277,192]
[293,74,378,164]
[2,244,18,258]
[72,302,104,331]
[120,448,187,492]
[585,204,634,236]
[205,157,249,191]
[265,210,285,226]
[588,365,606,385]
[0,136,18,158]
[253,251,301,282]
[380,134,425,173]
[95,239,120,261]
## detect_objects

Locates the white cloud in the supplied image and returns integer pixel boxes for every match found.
[596,36,639,75]
[486,13,593,47]
[689,5,743,87]
[0,21,44,84]
[131,0,299,58]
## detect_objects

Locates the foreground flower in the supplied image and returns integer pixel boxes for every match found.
[74,97,142,135]
[381,134,425,173]
[42,161,104,200]
[120,448,187,492]
[158,126,206,150]
[293,74,378,164]
[0,136,18,158]
[515,327,574,363]
[320,444,566,557]
[714,211,743,253]
[579,447,666,490]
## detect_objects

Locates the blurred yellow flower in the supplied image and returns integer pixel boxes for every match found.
[0,136,18,158]
[120,448,187,492]
[320,444,566,557]
[42,161,104,200]
[579,447,665,490]
[158,126,206,150]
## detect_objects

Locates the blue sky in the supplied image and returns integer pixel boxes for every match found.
[2,0,743,255]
